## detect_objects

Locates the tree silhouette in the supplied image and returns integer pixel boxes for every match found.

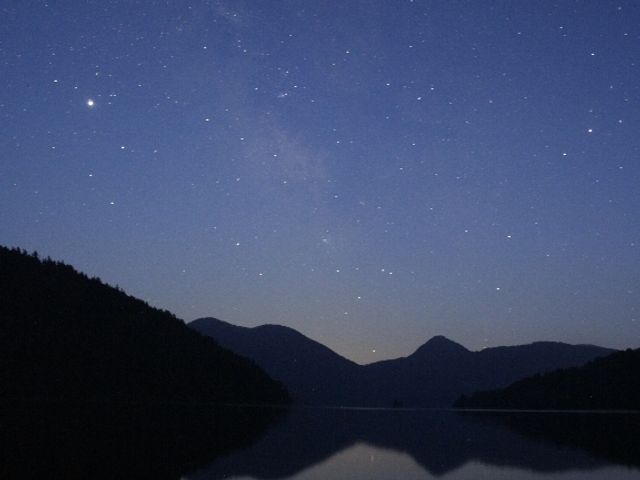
[0,245,290,404]
[454,348,640,410]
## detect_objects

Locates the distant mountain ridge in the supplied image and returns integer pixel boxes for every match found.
[189,318,360,405]
[0,246,289,404]
[190,317,614,407]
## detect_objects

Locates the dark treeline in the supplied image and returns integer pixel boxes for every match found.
[0,246,289,404]
[455,348,640,410]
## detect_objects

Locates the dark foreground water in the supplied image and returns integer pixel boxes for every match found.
[2,403,639,479]
[188,408,640,480]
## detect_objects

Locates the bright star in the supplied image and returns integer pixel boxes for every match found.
[87,99,95,108]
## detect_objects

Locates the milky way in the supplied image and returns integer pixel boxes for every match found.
[1,1,639,363]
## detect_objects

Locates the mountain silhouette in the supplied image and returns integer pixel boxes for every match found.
[455,347,640,410]
[412,334,471,357]
[189,318,360,404]
[0,246,289,404]
[190,317,613,407]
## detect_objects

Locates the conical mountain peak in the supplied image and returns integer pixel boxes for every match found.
[411,335,470,358]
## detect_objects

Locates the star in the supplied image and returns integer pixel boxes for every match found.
[86,99,95,108]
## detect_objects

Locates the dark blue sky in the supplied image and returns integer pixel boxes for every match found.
[2,1,639,363]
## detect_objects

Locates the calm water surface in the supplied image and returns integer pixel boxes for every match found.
[3,403,638,479]
[189,408,640,480]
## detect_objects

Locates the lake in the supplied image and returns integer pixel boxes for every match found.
[188,408,640,480]
[2,403,638,479]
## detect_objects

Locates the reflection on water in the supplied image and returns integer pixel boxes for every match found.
[0,401,280,479]
[189,408,640,480]
[2,402,638,479]
[445,461,637,480]
[245,447,638,480]
[277,443,432,480]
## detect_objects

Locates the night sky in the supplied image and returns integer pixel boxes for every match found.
[2,1,639,364]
